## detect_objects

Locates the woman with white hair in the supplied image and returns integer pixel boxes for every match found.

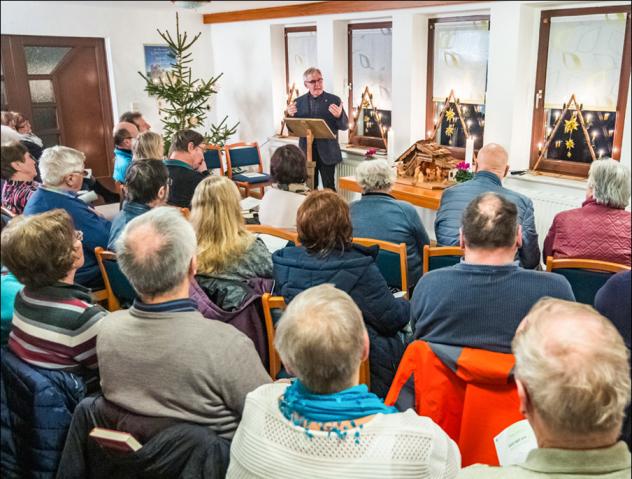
[350,159,430,288]
[544,158,631,266]
[23,146,111,287]
[227,284,460,479]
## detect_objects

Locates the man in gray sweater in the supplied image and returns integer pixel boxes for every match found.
[412,192,575,353]
[97,207,271,439]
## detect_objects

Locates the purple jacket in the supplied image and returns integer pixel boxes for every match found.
[189,277,273,367]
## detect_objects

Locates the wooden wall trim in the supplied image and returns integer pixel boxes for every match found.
[203,1,484,24]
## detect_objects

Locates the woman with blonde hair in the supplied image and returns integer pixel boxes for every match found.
[190,176,272,310]
[132,131,164,160]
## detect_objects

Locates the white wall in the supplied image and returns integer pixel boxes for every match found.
[1,1,215,136]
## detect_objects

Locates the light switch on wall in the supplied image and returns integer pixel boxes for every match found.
[130,102,140,112]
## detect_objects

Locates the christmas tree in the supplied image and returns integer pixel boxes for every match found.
[139,13,238,153]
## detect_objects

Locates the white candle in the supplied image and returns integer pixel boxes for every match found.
[465,137,474,165]
[387,128,395,164]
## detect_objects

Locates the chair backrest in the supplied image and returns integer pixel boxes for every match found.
[203,145,224,174]
[422,245,464,274]
[261,293,370,387]
[246,224,299,245]
[384,340,522,467]
[545,256,630,305]
[225,142,262,176]
[353,237,408,298]
[94,247,136,311]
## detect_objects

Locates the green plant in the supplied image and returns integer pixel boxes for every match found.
[138,13,238,153]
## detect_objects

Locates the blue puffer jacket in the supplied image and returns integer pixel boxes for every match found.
[1,349,86,479]
[273,244,411,398]
[434,171,541,269]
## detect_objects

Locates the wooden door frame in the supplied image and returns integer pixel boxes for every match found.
[1,34,115,177]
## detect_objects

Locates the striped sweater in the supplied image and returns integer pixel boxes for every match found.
[8,282,107,374]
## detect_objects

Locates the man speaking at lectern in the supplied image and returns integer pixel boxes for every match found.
[286,67,348,191]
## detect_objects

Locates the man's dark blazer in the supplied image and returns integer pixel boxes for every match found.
[294,91,349,166]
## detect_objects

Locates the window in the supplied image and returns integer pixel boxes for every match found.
[284,26,317,95]
[530,6,631,177]
[426,16,490,157]
[348,22,392,149]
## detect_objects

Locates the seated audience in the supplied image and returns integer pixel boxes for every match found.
[258,144,309,229]
[1,210,106,381]
[544,158,631,266]
[273,190,410,397]
[107,159,169,250]
[1,124,22,145]
[98,207,270,439]
[435,143,540,269]
[458,298,631,478]
[111,121,139,183]
[1,110,43,160]
[132,130,164,160]
[165,129,209,208]
[595,270,631,349]
[413,192,574,353]
[350,159,430,289]
[23,146,111,288]
[119,110,151,133]
[191,175,273,310]
[1,142,39,215]
[228,284,460,478]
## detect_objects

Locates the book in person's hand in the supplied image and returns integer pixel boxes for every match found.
[89,427,142,452]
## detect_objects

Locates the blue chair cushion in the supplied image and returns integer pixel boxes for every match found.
[204,149,222,170]
[374,250,402,291]
[228,147,260,168]
[552,268,613,305]
[104,259,136,308]
[232,173,271,184]
[428,255,462,273]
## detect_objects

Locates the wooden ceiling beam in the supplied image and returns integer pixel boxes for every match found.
[202,1,485,24]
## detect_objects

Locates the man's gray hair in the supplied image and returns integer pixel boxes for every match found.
[275,284,366,394]
[303,67,322,80]
[116,207,197,297]
[356,159,394,193]
[513,298,631,437]
[39,146,85,186]
[587,158,630,209]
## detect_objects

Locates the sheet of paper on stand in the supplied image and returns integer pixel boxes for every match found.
[240,196,262,211]
[241,172,267,179]
[256,234,289,253]
[494,419,538,466]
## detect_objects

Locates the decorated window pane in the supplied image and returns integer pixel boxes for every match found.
[540,13,626,163]
[286,29,317,95]
[431,19,489,150]
[351,25,392,137]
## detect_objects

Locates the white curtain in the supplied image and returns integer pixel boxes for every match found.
[351,27,392,111]
[544,13,626,111]
[287,31,317,95]
[432,20,489,104]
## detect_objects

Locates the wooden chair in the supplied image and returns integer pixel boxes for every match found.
[545,256,630,305]
[353,238,409,299]
[246,224,299,245]
[262,293,370,386]
[225,142,272,198]
[422,245,464,274]
[203,145,224,175]
[94,247,136,312]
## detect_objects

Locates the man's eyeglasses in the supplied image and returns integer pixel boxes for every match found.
[70,169,90,178]
[74,230,84,242]
[305,78,324,85]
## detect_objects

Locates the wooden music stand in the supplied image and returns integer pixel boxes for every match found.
[285,117,335,190]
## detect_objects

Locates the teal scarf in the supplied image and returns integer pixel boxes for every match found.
[279,379,397,441]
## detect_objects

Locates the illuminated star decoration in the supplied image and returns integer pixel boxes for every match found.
[445,125,455,137]
[564,114,579,134]
[445,108,456,122]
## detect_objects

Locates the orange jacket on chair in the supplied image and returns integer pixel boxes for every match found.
[384,340,524,466]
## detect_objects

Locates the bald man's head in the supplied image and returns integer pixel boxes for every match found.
[476,143,509,177]
[113,121,139,150]
[513,298,630,440]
